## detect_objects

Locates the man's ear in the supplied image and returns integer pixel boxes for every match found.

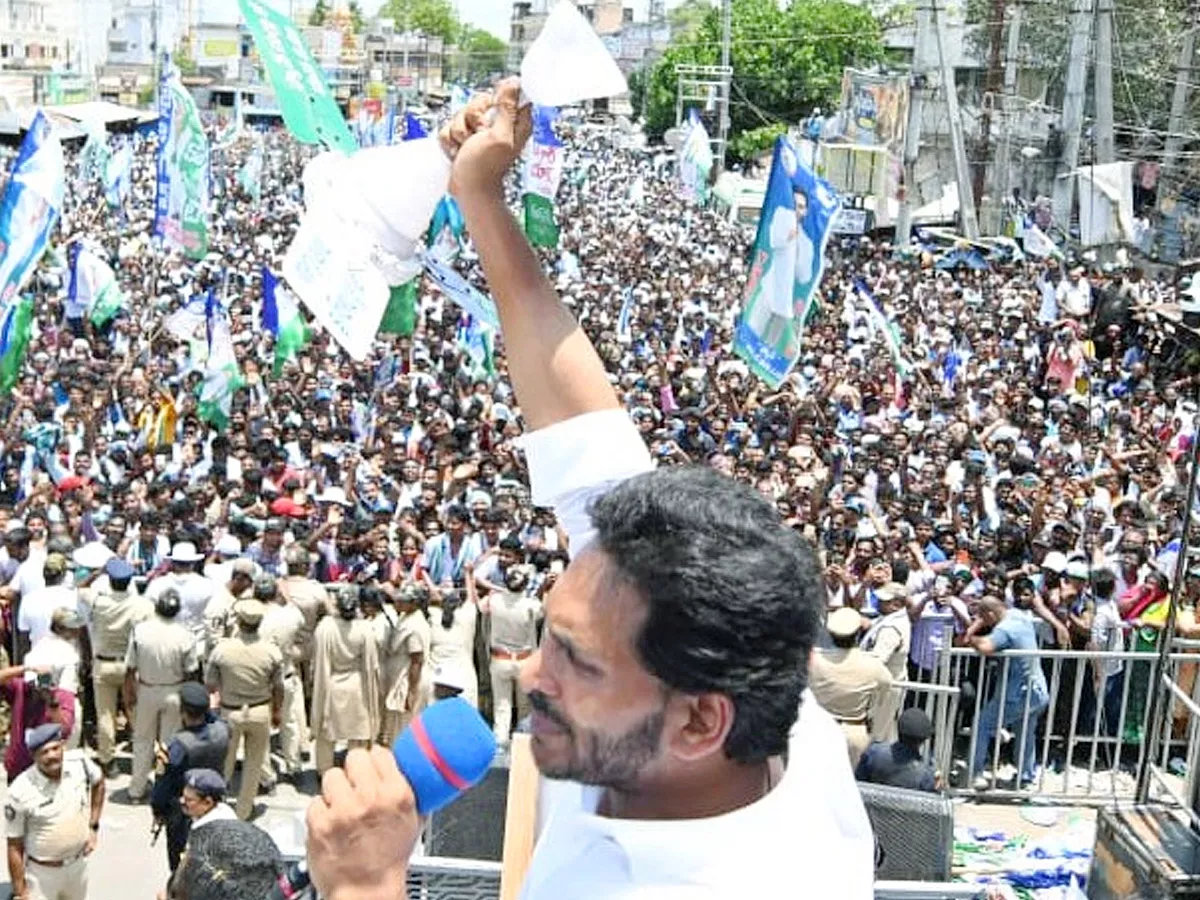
[665,691,734,764]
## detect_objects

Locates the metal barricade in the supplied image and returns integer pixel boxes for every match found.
[407,857,501,900]
[404,857,985,899]
[931,643,1200,803]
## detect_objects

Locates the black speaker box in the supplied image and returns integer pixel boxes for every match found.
[427,763,510,861]
[858,782,955,881]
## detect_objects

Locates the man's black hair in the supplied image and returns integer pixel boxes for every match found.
[168,820,283,900]
[588,466,821,764]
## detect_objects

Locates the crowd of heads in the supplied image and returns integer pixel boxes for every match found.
[0,110,1196,790]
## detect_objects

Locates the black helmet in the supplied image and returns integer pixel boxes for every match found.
[155,587,181,619]
[335,589,359,620]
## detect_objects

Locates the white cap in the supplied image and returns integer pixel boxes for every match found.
[214,534,242,557]
[1041,551,1069,574]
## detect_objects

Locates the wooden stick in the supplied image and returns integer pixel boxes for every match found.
[500,734,540,900]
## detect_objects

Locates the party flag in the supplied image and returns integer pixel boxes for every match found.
[196,303,243,429]
[379,280,418,336]
[0,110,65,307]
[855,278,912,378]
[0,298,34,394]
[733,136,840,387]
[154,62,210,259]
[678,111,713,205]
[261,267,309,375]
[521,106,564,248]
[68,242,126,327]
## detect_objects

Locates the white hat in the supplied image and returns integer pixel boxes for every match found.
[1041,551,1069,574]
[72,541,114,570]
[1065,559,1090,580]
[169,542,204,564]
[214,534,242,557]
[317,486,351,507]
[432,665,471,694]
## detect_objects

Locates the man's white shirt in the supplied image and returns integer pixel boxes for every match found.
[516,409,875,899]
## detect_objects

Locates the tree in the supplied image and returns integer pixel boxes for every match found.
[309,0,329,26]
[348,0,366,33]
[452,26,509,85]
[643,0,885,158]
[384,0,460,42]
[668,0,712,39]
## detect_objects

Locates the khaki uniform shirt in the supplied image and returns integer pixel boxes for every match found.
[205,584,248,654]
[125,617,199,685]
[86,589,153,661]
[5,751,100,861]
[260,604,305,679]
[809,647,893,731]
[278,576,331,659]
[205,632,284,708]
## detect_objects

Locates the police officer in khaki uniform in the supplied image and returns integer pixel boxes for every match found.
[204,559,256,654]
[82,558,152,779]
[276,547,331,698]
[5,723,105,900]
[257,576,307,784]
[472,566,541,749]
[809,607,893,767]
[205,598,284,820]
[124,589,198,801]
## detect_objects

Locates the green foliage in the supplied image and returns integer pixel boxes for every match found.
[729,122,787,159]
[643,0,884,159]
[347,0,365,33]
[385,0,460,42]
[309,0,329,26]
[452,26,508,84]
[668,0,712,39]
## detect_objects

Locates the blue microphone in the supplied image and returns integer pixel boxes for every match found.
[269,698,497,900]
[392,696,498,814]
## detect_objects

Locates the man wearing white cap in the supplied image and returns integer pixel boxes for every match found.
[145,543,217,658]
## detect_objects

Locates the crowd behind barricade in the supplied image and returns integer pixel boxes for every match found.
[0,113,1198,892]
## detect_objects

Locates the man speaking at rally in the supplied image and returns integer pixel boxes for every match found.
[304,78,874,899]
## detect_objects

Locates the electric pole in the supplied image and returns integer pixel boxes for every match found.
[1163,1,1200,188]
[933,0,979,238]
[1052,0,1093,230]
[975,0,1007,232]
[1093,0,1115,164]
[996,1,1023,211]
[897,0,933,244]
[717,0,732,174]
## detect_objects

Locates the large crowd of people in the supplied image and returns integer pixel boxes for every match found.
[0,92,1197,894]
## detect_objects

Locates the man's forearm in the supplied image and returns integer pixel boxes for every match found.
[8,840,26,897]
[456,189,618,432]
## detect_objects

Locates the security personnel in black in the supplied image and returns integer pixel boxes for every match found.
[150,681,230,871]
[854,707,940,793]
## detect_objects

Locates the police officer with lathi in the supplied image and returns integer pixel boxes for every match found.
[151,681,231,871]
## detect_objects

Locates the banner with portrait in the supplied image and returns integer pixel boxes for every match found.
[837,69,909,152]
[734,136,841,387]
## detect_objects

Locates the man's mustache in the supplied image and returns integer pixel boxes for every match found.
[528,690,570,729]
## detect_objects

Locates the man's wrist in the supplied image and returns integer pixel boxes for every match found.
[324,874,407,900]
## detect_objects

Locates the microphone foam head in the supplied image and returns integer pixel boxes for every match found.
[393,696,497,815]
